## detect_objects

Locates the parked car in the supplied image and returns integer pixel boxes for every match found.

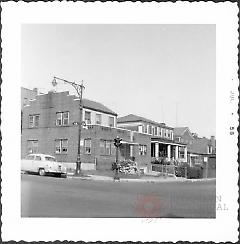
[21,153,67,177]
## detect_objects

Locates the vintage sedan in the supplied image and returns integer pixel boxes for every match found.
[21,153,67,177]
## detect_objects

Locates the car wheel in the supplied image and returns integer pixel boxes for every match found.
[38,168,45,176]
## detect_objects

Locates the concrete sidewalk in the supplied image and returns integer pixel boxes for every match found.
[67,172,216,183]
[67,173,193,183]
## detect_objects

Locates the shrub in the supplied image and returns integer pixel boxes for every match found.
[175,163,203,179]
[188,166,203,179]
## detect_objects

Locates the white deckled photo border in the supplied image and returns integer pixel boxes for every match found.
[1,2,239,242]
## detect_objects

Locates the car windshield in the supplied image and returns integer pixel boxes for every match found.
[26,155,35,160]
[45,156,56,162]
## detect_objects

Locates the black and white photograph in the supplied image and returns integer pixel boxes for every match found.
[1,2,238,242]
[20,23,216,218]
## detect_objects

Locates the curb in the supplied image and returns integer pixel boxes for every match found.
[67,174,188,183]
[66,173,215,183]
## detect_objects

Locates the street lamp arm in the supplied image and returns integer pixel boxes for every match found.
[53,76,85,97]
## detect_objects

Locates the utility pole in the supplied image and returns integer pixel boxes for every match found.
[52,76,85,175]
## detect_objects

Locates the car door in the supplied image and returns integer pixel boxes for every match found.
[32,155,42,173]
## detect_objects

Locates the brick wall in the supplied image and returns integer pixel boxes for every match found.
[21,92,152,170]
[132,132,151,170]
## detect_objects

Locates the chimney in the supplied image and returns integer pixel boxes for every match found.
[210,136,216,146]
[33,88,38,94]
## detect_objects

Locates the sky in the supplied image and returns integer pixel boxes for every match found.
[21,24,216,138]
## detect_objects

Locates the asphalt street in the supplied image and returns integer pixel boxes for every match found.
[21,174,216,218]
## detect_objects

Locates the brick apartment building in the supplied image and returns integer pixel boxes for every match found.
[21,90,151,171]
[117,114,188,163]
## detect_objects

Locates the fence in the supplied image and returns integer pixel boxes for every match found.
[151,164,176,177]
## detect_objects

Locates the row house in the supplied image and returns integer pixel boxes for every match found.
[173,127,216,176]
[117,114,187,163]
[21,90,151,171]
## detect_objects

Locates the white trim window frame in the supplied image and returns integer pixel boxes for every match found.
[109,116,114,127]
[159,128,162,137]
[56,112,69,126]
[144,124,148,134]
[148,125,152,135]
[55,139,68,154]
[139,144,147,156]
[27,140,38,154]
[105,140,111,155]
[100,139,114,155]
[208,145,212,154]
[96,113,102,125]
[85,111,91,125]
[29,114,40,128]
[164,129,167,138]
[84,138,91,154]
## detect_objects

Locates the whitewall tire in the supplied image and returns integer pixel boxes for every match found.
[39,168,46,176]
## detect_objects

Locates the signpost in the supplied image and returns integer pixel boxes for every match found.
[113,137,122,181]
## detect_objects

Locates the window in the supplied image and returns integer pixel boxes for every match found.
[148,125,152,134]
[144,125,148,133]
[159,128,162,137]
[62,112,69,125]
[85,111,91,124]
[109,116,114,127]
[35,156,41,161]
[45,156,56,161]
[208,146,212,154]
[100,140,105,155]
[55,139,68,154]
[164,129,167,138]
[56,112,69,126]
[27,140,38,154]
[26,155,35,160]
[23,97,28,106]
[179,147,185,158]
[176,137,181,142]
[139,145,147,156]
[168,130,171,138]
[29,114,40,128]
[138,125,143,133]
[100,140,114,155]
[154,127,158,136]
[84,139,91,154]
[96,114,102,125]
[105,141,111,155]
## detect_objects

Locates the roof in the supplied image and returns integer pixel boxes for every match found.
[38,91,117,116]
[82,98,117,116]
[117,114,171,128]
[173,127,189,136]
[188,137,211,154]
